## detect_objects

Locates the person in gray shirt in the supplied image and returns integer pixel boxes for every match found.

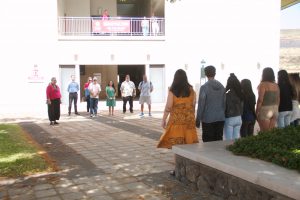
[196,65,225,142]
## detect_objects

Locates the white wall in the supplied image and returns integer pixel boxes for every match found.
[0,0,58,112]
[164,0,281,94]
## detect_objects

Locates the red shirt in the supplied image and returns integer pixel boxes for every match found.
[84,82,90,89]
[46,84,61,100]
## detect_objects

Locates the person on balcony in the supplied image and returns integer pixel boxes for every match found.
[102,9,110,20]
[141,17,149,36]
[151,13,159,36]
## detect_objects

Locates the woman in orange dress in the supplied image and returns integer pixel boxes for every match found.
[158,69,199,149]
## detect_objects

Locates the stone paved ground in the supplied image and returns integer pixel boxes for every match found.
[0,105,221,200]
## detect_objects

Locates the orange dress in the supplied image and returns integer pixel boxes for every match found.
[157,90,199,149]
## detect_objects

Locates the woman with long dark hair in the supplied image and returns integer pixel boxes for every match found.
[224,73,243,140]
[256,67,280,131]
[158,69,199,147]
[157,69,199,175]
[240,79,256,137]
[277,70,293,128]
[289,73,300,125]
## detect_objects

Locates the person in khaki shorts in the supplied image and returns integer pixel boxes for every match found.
[138,75,153,117]
[256,67,280,131]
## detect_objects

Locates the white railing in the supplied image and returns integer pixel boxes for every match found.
[58,17,165,37]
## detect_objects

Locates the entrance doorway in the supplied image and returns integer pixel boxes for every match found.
[59,65,75,105]
[149,65,165,103]
[117,65,145,98]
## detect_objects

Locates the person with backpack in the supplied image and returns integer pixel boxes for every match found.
[138,75,153,117]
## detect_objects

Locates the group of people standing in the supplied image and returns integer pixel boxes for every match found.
[46,74,154,124]
[157,66,300,150]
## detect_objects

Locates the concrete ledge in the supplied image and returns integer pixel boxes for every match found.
[172,141,300,200]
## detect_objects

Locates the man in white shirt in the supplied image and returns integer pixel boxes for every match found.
[120,75,136,113]
[138,75,153,117]
[88,77,101,117]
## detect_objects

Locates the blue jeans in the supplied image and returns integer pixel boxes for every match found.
[224,116,242,140]
[277,111,292,128]
[90,98,99,115]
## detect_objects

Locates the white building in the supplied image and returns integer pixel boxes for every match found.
[0,0,285,115]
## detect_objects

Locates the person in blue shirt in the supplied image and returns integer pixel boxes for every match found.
[67,75,80,116]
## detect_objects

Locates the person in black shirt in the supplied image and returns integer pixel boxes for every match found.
[240,79,256,137]
[277,70,293,128]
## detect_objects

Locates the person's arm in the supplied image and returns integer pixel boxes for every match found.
[150,82,153,92]
[193,90,196,111]
[276,85,280,106]
[132,82,136,97]
[76,82,79,92]
[256,84,265,116]
[162,91,173,129]
[195,87,206,128]
[138,82,142,91]
[105,87,108,98]
[120,83,124,97]
[46,85,51,104]
[97,85,101,95]
[67,83,70,92]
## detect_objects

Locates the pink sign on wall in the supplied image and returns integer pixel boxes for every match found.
[92,20,130,33]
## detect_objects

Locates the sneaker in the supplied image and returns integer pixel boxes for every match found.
[68,113,71,116]
[149,113,152,117]
[130,111,134,113]
[54,121,59,125]
[75,112,80,115]
[169,170,175,176]
[139,113,144,117]
[90,114,93,118]
[50,122,54,125]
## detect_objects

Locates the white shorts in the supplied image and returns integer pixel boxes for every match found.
[139,96,151,105]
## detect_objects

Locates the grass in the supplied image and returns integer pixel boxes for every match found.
[227,126,300,172]
[0,124,54,177]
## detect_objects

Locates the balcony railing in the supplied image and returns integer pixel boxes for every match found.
[58,17,165,37]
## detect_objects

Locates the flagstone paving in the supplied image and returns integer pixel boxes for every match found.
[0,110,223,200]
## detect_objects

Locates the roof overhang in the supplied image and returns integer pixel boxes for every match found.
[281,0,300,10]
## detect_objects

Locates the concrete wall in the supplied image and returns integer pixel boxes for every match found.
[65,0,90,16]
[57,0,65,16]
[90,0,117,16]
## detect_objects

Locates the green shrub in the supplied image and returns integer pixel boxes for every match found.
[227,126,300,172]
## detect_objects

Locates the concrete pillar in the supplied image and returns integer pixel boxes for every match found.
[145,64,150,77]
[75,64,81,101]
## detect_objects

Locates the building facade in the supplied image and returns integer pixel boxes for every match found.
[0,0,281,114]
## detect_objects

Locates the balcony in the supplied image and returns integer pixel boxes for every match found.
[58,17,165,41]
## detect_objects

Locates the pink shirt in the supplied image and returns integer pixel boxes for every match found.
[46,84,61,100]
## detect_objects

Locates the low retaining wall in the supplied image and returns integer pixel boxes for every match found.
[175,155,293,200]
[172,142,299,200]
